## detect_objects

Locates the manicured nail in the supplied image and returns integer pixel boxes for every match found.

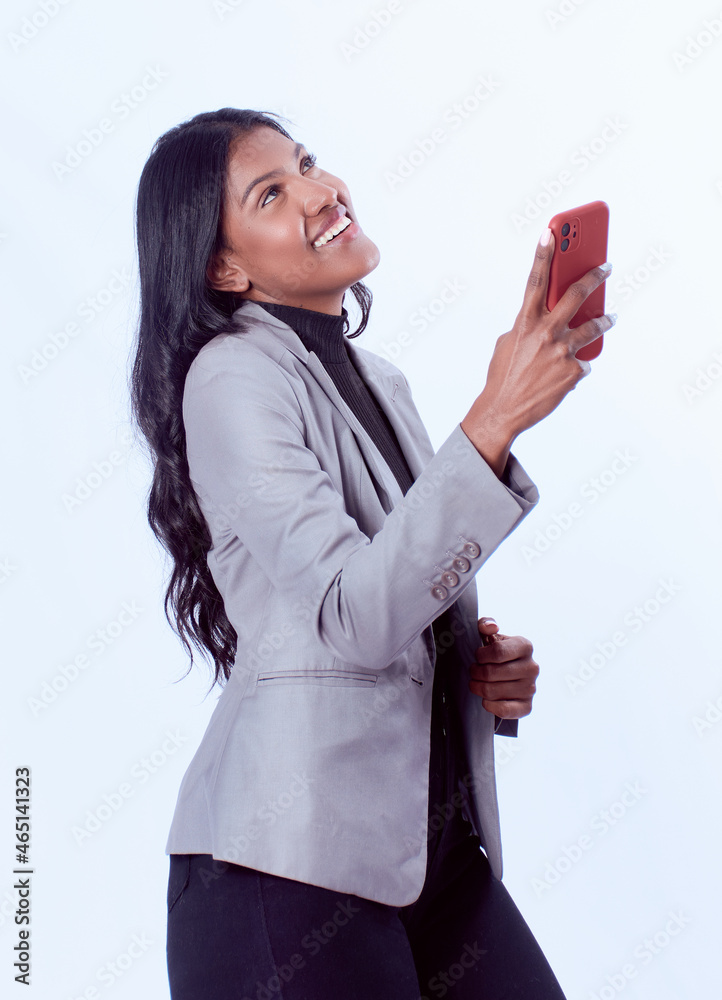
[608,312,618,325]
[599,262,613,273]
[540,228,552,247]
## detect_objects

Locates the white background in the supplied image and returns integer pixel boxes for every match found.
[2,0,721,997]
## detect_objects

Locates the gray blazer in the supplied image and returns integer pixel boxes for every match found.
[164,299,539,906]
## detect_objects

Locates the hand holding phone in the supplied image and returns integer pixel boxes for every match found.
[460,211,615,476]
[546,200,610,360]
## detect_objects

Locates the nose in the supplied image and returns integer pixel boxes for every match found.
[299,174,340,217]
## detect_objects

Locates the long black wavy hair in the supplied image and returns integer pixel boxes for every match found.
[129,108,373,688]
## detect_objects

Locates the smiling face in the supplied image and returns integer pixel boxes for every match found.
[207,127,380,314]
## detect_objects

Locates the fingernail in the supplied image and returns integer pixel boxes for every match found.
[608,312,618,325]
[599,262,613,273]
[540,228,552,247]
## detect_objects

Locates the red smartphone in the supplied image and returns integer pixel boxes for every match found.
[546,200,610,361]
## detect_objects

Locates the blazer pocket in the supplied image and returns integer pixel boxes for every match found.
[256,669,378,688]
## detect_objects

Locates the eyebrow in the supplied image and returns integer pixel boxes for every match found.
[241,142,305,207]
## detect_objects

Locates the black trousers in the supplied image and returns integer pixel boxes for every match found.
[166,805,568,1000]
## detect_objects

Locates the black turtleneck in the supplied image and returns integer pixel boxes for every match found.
[256,301,349,363]
[255,300,472,871]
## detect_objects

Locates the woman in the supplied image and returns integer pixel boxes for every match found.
[130,108,614,999]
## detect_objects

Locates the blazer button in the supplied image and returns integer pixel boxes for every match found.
[440,570,459,588]
[462,541,481,558]
[431,584,449,601]
[452,556,471,573]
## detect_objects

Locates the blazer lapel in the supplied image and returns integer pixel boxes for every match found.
[344,341,435,483]
[233,301,429,513]
[304,351,404,513]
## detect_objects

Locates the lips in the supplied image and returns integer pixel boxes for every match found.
[312,208,351,247]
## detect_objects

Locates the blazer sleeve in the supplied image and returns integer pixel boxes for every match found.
[183,339,539,672]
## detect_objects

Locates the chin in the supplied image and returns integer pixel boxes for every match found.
[355,238,381,282]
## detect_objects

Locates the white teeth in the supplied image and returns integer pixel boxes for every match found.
[313,215,352,247]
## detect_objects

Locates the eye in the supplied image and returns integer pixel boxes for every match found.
[260,152,318,207]
[261,186,279,207]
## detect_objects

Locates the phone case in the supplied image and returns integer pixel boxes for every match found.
[546,200,609,361]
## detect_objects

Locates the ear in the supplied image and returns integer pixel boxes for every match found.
[206,252,251,294]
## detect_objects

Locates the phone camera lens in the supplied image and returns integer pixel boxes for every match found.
[561,238,569,251]
[561,223,570,237]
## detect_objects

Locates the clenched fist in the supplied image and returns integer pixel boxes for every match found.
[470,617,540,720]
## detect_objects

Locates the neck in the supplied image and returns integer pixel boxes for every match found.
[242,290,345,315]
